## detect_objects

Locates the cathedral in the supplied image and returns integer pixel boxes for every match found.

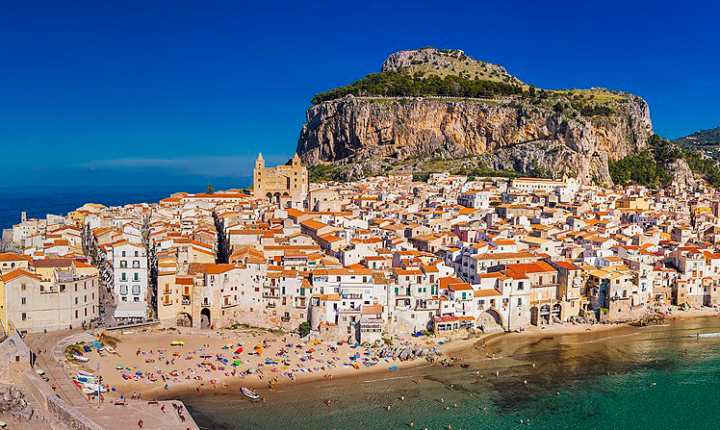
[253,153,308,204]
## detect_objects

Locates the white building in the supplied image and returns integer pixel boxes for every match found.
[112,241,148,319]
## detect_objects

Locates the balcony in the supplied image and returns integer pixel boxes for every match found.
[281,316,291,322]
[267,302,277,309]
[341,293,363,300]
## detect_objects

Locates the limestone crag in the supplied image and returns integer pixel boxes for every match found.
[297,94,652,184]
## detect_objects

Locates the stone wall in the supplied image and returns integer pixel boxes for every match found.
[23,370,103,430]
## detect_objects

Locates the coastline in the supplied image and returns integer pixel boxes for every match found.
[65,307,720,403]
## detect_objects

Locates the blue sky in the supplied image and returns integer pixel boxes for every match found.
[1,0,719,187]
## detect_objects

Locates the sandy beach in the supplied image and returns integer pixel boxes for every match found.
[64,326,480,400]
[63,306,720,402]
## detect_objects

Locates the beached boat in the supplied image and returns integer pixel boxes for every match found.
[241,387,260,400]
[73,354,90,363]
[81,384,107,394]
[78,370,95,378]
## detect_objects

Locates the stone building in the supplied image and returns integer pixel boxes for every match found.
[253,153,308,205]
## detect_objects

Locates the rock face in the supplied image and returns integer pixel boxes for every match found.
[381,48,513,81]
[297,94,653,184]
[0,385,46,424]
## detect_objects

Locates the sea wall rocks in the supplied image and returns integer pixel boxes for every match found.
[0,384,46,424]
[377,346,441,360]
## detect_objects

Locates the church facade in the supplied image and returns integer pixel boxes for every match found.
[253,153,308,204]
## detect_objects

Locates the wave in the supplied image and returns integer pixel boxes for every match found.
[566,332,640,345]
[693,333,720,338]
[363,375,414,383]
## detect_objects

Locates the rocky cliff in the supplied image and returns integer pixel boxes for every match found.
[297,48,654,183]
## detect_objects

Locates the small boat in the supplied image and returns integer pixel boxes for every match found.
[78,370,95,377]
[82,386,107,395]
[73,355,90,363]
[460,364,470,369]
[241,387,261,400]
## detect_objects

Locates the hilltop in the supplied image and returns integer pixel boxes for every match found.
[673,126,720,157]
[298,47,653,185]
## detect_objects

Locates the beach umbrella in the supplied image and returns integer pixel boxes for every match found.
[247,368,256,374]
[235,348,243,354]
[233,360,242,366]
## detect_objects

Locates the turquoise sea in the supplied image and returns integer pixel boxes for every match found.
[181,315,720,430]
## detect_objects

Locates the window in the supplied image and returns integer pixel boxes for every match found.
[120,261,127,268]
[21,284,26,292]
[133,273,139,281]
[120,285,128,295]
[21,298,26,305]
[121,273,127,281]
[134,251,139,257]
[21,313,26,321]
[121,251,126,257]
[132,285,141,296]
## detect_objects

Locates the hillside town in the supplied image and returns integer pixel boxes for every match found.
[2,154,719,345]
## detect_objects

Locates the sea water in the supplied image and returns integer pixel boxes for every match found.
[0,184,246,230]
[181,315,720,430]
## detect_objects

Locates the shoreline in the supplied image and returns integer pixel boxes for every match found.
[65,307,720,403]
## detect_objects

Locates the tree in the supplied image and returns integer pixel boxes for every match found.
[206,183,214,194]
[298,321,311,338]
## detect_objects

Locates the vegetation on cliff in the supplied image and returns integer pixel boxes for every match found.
[609,134,720,187]
[673,126,720,157]
[311,71,524,104]
[299,48,653,184]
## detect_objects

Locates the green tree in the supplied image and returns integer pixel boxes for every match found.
[298,321,311,337]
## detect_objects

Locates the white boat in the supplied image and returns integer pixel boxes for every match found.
[81,383,106,393]
[78,370,95,377]
[73,355,90,363]
[241,387,260,400]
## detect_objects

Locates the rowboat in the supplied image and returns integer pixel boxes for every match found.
[82,384,106,394]
[73,354,90,363]
[241,387,260,400]
[78,370,95,377]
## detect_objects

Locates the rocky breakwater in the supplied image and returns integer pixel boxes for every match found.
[377,345,442,361]
[0,384,48,424]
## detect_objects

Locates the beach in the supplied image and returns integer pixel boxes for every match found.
[175,311,720,430]
[65,313,694,401]
[65,325,482,400]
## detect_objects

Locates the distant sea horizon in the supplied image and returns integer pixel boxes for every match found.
[0,182,251,231]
